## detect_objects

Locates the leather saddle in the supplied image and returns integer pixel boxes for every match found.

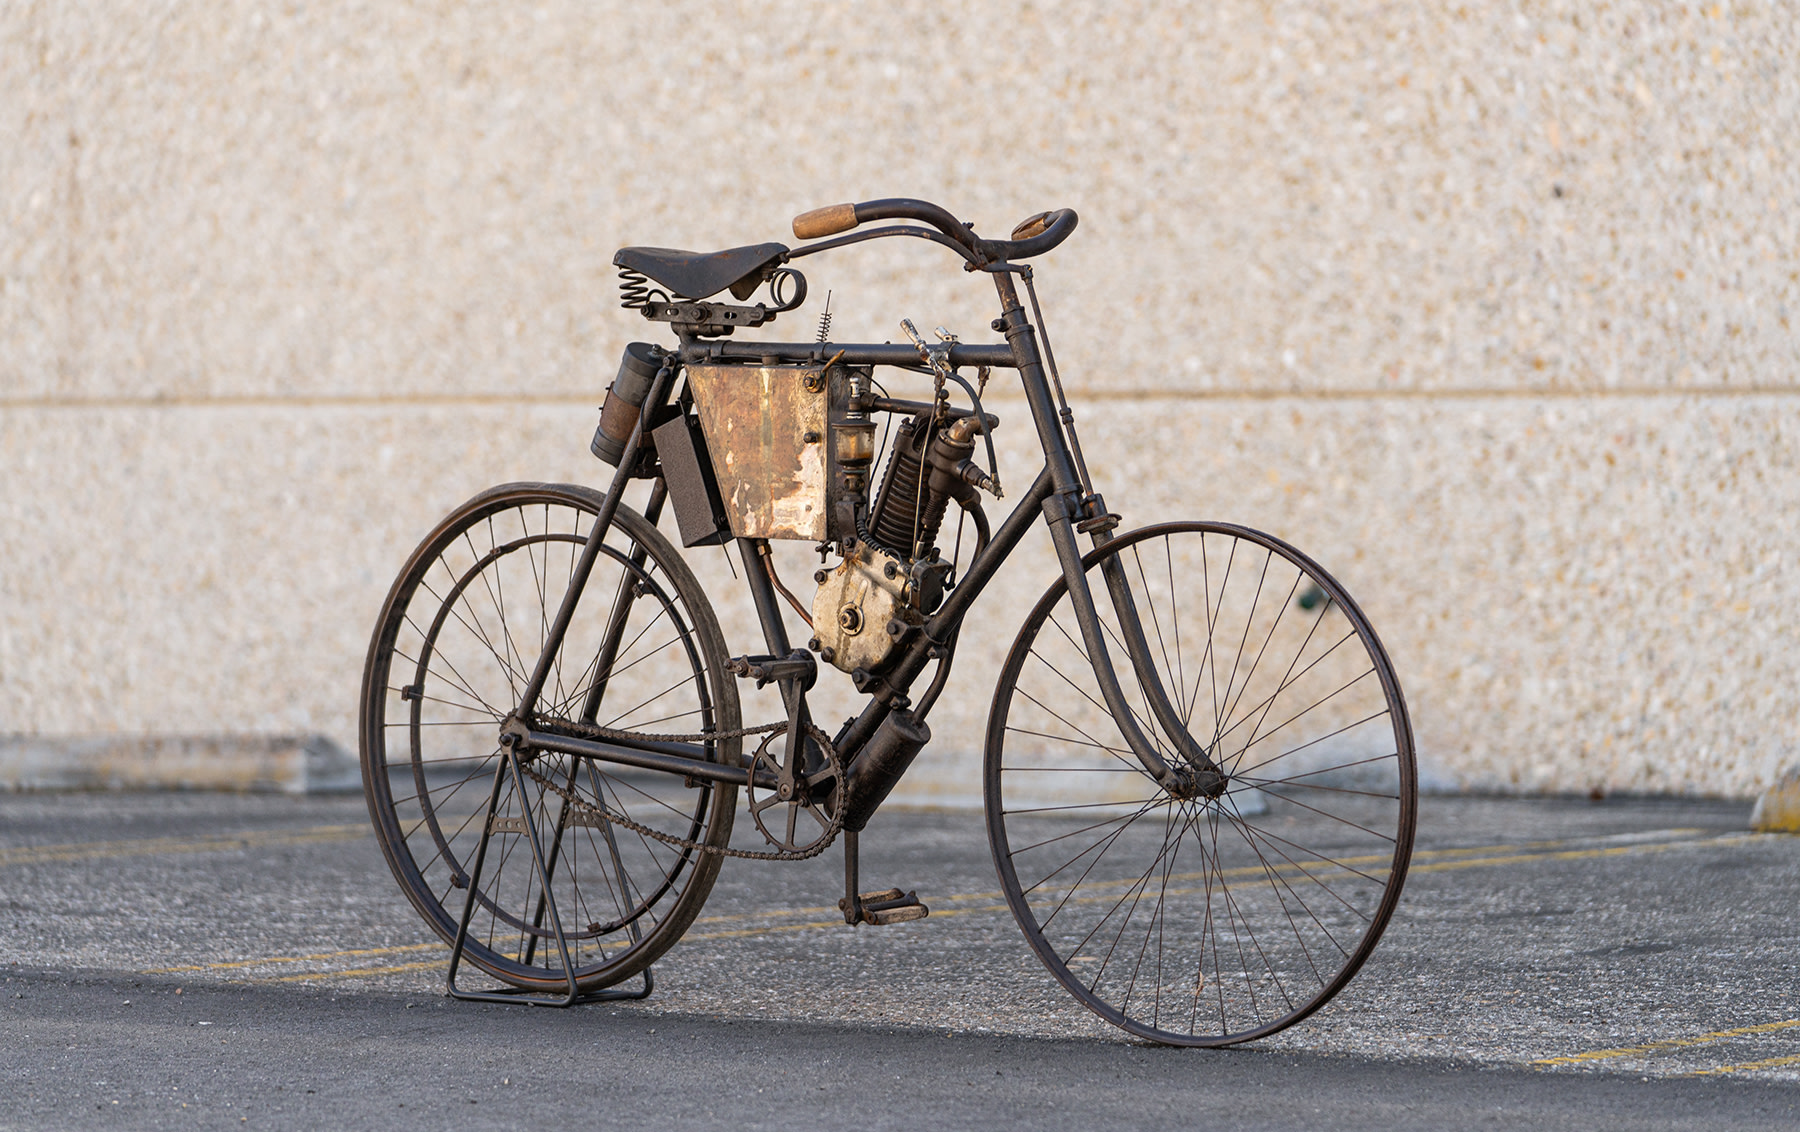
[612,242,789,302]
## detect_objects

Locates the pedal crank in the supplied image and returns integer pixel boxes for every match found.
[727,650,817,691]
[838,829,930,925]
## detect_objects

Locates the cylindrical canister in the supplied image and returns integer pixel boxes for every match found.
[591,342,663,465]
[838,707,932,832]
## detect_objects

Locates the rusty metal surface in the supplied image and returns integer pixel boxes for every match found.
[810,543,913,673]
[685,363,833,541]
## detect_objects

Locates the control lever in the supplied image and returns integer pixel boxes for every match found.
[900,319,1004,500]
[899,318,956,381]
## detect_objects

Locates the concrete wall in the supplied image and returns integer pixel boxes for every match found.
[3,1,1797,798]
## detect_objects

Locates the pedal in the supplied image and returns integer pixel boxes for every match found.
[726,651,816,690]
[840,888,929,926]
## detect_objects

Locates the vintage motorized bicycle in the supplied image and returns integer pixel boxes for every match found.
[358,198,1417,1046]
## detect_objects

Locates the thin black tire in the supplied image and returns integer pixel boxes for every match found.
[985,521,1416,1046]
[360,482,737,992]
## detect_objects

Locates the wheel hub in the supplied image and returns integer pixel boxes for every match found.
[1166,762,1229,801]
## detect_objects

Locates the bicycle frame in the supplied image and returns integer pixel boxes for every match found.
[499,259,1221,813]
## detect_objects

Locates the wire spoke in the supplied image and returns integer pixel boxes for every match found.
[1231,711,1393,781]
[991,523,1413,1044]
[365,492,730,990]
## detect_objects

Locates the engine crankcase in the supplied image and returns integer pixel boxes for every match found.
[811,546,917,674]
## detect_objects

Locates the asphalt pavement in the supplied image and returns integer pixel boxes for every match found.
[2,789,1798,1129]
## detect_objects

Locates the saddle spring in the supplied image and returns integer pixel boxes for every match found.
[617,266,673,310]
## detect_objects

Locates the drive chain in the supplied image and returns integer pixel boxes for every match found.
[518,718,844,862]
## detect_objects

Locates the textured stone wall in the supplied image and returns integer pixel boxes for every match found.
[3,1,1797,797]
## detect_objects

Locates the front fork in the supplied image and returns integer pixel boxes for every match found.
[987,265,1223,800]
[1041,495,1226,799]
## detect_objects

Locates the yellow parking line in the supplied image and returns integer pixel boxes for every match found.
[1423,830,1707,857]
[263,960,449,984]
[686,918,847,942]
[252,914,863,984]
[152,912,869,978]
[688,830,1727,931]
[1530,1017,1800,1066]
[137,827,1746,984]
[8,819,1713,874]
[7,818,1714,875]
[146,942,443,975]
[225,919,867,986]
[693,886,1002,924]
[1685,1053,1800,1077]
[0,824,369,867]
[1411,834,1755,877]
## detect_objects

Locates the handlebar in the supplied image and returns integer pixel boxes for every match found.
[792,198,1078,264]
[990,208,1078,261]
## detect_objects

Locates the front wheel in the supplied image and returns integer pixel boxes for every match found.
[984,522,1416,1046]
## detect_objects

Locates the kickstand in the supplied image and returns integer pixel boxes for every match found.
[445,746,655,1007]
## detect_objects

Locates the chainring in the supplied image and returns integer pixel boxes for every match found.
[744,724,844,854]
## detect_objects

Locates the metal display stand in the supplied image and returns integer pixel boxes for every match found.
[444,747,654,1007]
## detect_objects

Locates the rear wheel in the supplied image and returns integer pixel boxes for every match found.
[359,483,737,992]
[985,521,1415,1046]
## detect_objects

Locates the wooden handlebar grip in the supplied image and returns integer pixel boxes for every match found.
[793,203,859,240]
[1010,211,1052,240]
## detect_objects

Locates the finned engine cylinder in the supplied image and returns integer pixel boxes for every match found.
[866,414,988,558]
[814,409,995,674]
[867,418,929,555]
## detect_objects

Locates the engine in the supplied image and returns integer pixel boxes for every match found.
[810,412,994,675]
[653,355,995,678]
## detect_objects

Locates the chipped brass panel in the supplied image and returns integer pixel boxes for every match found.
[686,363,833,541]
